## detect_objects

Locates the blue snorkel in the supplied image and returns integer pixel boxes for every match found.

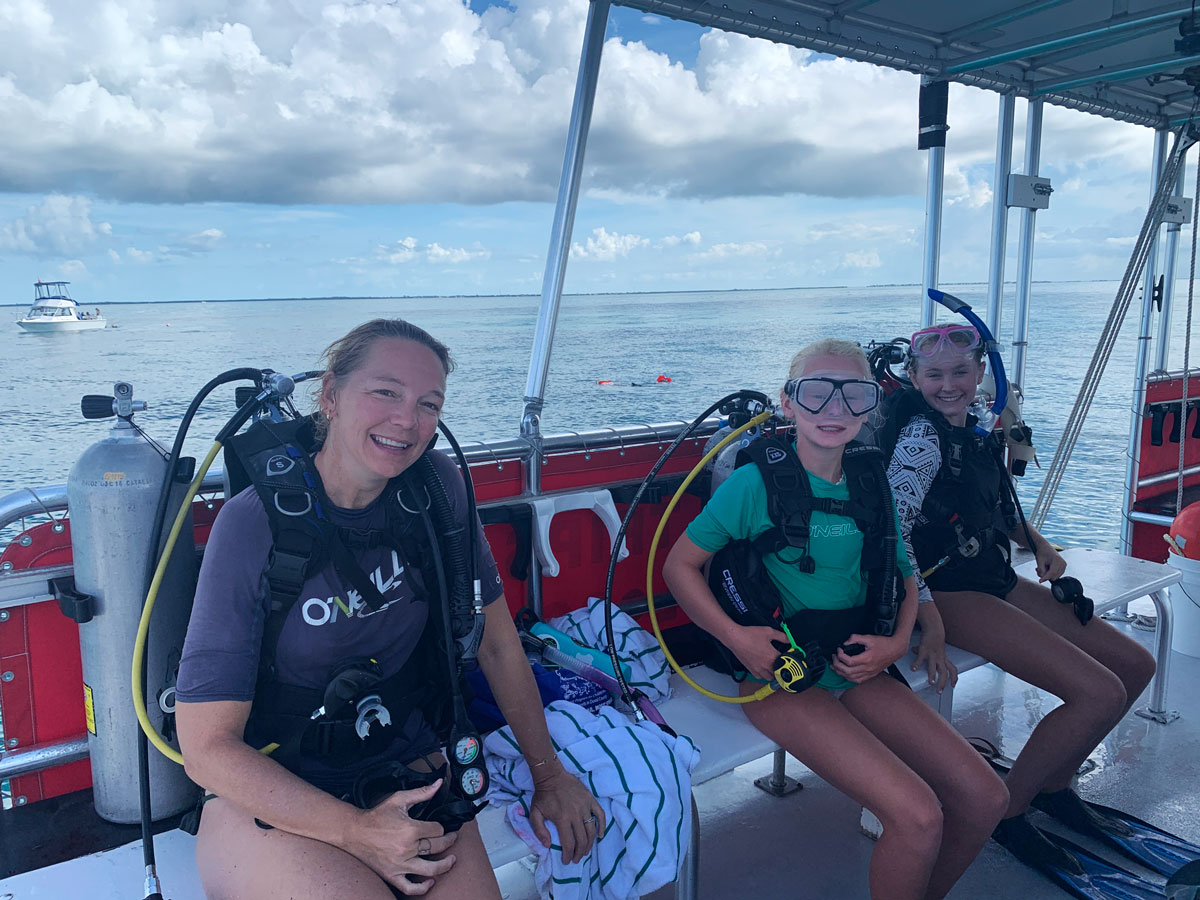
[927,289,1008,437]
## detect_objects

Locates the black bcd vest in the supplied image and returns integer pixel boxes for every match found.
[222,415,459,772]
[880,390,1016,575]
[704,435,902,678]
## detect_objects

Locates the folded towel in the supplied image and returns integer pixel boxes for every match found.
[550,597,671,702]
[485,701,699,900]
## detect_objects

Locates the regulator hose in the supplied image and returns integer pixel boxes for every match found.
[134,366,260,894]
[927,289,1008,437]
[643,410,778,704]
[599,390,772,714]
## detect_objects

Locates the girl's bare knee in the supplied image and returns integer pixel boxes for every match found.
[875,783,943,854]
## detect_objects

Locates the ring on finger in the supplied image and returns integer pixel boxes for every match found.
[584,814,598,828]
[418,837,432,857]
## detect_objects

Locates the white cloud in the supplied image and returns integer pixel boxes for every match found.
[375,235,488,265]
[660,230,702,247]
[59,258,88,277]
[570,226,648,260]
[0,1,1145,208]
[127,246,154,262]
[698,240,771,259]
[180,227,226,252]
[841,249,881,269]
[0,194,112,255]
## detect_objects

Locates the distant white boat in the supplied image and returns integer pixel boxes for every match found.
[16,281,106,332]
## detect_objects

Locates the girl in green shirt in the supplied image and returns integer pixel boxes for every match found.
[663,338,1007,900]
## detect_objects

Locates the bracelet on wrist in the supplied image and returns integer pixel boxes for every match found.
[529,755,563,784]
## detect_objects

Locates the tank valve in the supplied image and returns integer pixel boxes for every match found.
[81,382,148,419]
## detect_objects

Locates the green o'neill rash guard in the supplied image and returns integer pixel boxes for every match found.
[685,449,912,691]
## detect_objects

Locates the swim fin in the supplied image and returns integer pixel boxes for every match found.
[1167,859,1200,899]
[1035,788,1200,879]
[994,814,1164,900]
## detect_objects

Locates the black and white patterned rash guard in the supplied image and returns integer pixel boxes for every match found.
[884,415,943,604]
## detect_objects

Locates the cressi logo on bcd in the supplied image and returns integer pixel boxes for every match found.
[765,446,787,465]
[267,455,295,476]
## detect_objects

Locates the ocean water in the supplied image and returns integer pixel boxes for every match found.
[0,281,1189,550]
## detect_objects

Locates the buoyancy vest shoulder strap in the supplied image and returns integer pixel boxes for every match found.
[743,436,885,570]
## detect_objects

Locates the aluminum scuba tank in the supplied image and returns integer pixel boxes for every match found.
[67,382,197,823]
[704,422,763,495]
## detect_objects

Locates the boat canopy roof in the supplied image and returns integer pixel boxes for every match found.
[618,0,1200,128]
[33,280,74,304]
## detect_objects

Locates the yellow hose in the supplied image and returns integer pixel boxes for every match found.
[644,412,777,704]
[132,440,279,766]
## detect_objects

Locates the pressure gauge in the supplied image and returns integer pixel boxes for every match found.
[454,734,480,765]
[460,766,487,798]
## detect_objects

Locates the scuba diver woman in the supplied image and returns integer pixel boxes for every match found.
[882,323,1158,884]
[174,320,602,899]
[663,338,1007,900]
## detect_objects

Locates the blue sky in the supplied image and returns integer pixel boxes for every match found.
[0,1,1164,304]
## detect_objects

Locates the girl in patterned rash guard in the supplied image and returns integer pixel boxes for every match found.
[884,323,1156,860]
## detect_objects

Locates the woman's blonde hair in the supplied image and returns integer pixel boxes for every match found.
[313,319,454,440]
[785,338,871,383]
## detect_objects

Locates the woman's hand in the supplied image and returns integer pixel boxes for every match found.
[911,622,958,694]
[529,765,607,864]
[1035,541,1067,582]
[726,625,790,682]
[344,779,459,896]
[831,633,907,684]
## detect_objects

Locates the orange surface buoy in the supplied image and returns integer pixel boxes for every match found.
[656,375,672,383]
[597,379,614,385]
[1169,501,1200,558]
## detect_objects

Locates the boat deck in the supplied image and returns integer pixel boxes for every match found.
[1,604,1194,900]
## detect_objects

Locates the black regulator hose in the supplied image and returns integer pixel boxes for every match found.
[600,390,772,714]
[136,366,262,897]
[435,421,481,639]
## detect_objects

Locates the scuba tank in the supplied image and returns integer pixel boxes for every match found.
[67,382,197,823]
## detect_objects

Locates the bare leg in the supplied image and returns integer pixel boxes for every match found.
[741,682,944,900]
[1001,577,1156,789]
[842,675,1008,900]
[197,797,500,900]
[934,579,1135,815]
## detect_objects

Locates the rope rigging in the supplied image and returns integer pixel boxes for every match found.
[1032,122,1200,527]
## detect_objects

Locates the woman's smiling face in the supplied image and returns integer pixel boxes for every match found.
[909,349,985,424]
[321,336,447,490]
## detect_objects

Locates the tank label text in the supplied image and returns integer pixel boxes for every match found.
[83,682,97,735]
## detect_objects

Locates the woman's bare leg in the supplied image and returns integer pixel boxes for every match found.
[741,682,944,900]
[196,796,499,900]
[842,675,1008,900]
[934,581,1134,815]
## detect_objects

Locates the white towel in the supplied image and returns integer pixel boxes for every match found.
[485,701,699,900]
[549,597,672,702]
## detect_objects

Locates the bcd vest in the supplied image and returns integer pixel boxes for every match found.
[222,415,459,773]
[881,390,1016,575]
[704,435,902,678]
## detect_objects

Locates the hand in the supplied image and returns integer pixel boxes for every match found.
[911,626,958,694]
[726,625,789,682]
[832,633,906,684]
[1035,541,1067,582]
[529,765,607,864]
[344,779,459,896]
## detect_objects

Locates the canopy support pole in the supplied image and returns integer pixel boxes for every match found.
[1012,99,1044,388]
[1154,159,1187,372]
[986,93,1016,335]
[520,0,610,613]
[1122,129,1171,556]
[919,78,948,327]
